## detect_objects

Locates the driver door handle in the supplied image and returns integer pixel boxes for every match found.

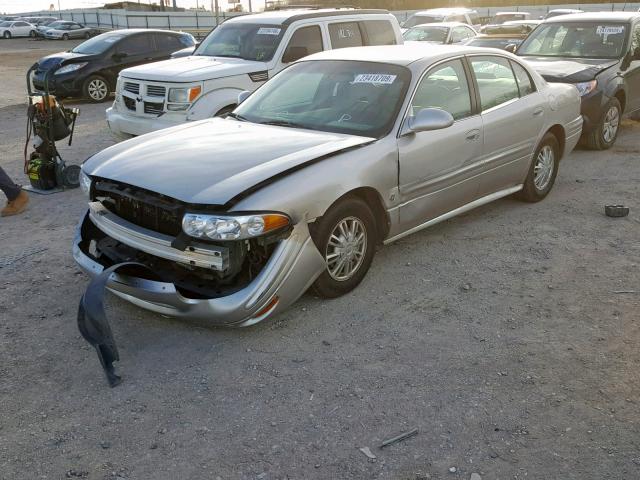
[465,129,480,141]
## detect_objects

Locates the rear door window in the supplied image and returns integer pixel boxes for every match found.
[155,32,183,51]
[362,20,397,45]
[117,34,154,56]
[328,21,364,49]
[470,56,520,111]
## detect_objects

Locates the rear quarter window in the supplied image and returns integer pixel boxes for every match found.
[362,20,397,45]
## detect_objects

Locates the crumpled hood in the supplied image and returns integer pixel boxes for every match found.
[83,118,374,205]
[120,56,268,82]
[521,56,618,83]
[37,51,91,70]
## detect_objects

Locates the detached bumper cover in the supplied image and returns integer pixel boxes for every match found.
[73,211,326,327]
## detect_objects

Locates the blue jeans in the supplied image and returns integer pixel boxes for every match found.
[0,167,21,201]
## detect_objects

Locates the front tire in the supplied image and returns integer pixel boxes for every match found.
[84,31,91,39]
[584,98,621,150]
[3,31,11,39]
[29,30,36,37]
[311,197,377,298]
[83,75,110,102]
[62,33,69,40]
[517,132,560,202]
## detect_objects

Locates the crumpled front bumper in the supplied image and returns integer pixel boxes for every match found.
[72,211,326,327]
[106,104,187,138]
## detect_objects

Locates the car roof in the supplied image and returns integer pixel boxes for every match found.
[413,8,475,15]
[548,9,583,13]
[100,28,185,36]
[545,12,640,22]
[303,44,509,67]
[408,21,472,28]
[225,8,390,25]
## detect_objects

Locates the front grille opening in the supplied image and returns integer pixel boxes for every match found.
[144,101,164,115]
[123,96,136,111]
[123,82,140,95]
[146,85,166,97]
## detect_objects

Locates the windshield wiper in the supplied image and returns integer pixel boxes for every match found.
[259,119,307,129]
[226,112,248,122]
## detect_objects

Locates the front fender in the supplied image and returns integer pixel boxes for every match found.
[186,87,244,120]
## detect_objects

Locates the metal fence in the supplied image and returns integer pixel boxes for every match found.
[18,2,640,37]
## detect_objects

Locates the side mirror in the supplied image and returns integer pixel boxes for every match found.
[505,43,518,53]
[282,46,308,64]
[237,90,251,104]
[406,108,454,134]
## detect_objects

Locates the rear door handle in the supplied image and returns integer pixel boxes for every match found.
[533,107,544,116]
[465,129,480,141]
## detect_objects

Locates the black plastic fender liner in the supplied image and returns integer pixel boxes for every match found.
[77,262,163,388]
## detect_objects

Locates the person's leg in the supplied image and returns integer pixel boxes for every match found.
[0,167,28,217]
[0,166,21,201]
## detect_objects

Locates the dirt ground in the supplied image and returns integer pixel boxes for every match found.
[1,38,639,480]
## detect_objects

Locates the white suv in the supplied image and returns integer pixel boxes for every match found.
[106,9,403,137]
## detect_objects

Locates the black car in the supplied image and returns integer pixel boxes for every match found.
[31,29,195,102]
[516,12,640,149]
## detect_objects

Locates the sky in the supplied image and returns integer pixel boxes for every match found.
[0,0,266,14]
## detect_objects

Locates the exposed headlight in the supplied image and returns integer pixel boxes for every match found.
[168,86,201,103]
[182,212,290,241]
[79,170,92,196]
[55,62,88,75]
[574,80,597,97]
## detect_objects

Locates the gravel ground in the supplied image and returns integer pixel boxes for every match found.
[1,38,639,480]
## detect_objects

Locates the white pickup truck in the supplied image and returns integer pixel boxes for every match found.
[106,9,403,137]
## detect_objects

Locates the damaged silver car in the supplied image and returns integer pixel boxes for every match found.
[74,45,583,329]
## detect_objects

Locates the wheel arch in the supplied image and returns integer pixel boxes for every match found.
[613,88,626,114]
[313,187,390,245]
[547,124,566,159]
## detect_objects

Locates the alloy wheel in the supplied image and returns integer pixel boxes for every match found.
[534,145,555,191]
[602,105,620,144]
[88,79,108,101]
[325,216,367,282]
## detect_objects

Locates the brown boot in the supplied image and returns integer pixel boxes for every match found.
[1,191,29,217]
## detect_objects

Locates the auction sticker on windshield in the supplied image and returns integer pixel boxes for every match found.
[352,74,397,85]
[596,25,625,35]
[257,27,281,35]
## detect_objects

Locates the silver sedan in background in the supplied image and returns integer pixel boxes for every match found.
[44,21,94,40]
[74,45,582,327]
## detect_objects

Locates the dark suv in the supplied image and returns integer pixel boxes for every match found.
[31,29,195,102]
[516,12,640,149]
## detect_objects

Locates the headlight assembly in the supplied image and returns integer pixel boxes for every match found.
[168,86,201,103]
[55,62,88,75]
[574,80,597,97]
[79,170,92,196]
[182,212,290,241]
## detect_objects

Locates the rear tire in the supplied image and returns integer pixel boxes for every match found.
[584,98,621,150]
[83,75,110,102]
[84,31,91,39]
[517,132,560,203]
[311,197,377,298]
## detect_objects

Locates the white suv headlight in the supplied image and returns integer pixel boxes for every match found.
[168,86,201,103]
[182,212,290,241]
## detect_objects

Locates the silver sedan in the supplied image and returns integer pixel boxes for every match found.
[75,45,582,327]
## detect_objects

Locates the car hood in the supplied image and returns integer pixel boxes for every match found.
[37,51,91,70]
[120,56,268,82]
[521,56,618,83]
[83,118,375,206]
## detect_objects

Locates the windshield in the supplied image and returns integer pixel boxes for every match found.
[403,26,448,42]
[72,33,124,54]
[519,22,628,58]
[234,60,411,138]
[403,15,442,28]
[0,21,11,27]
[195,23,284,61]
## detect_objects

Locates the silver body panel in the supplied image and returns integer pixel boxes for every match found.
[76,45,583,325]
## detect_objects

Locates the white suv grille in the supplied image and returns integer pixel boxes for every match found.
[119,80,169,117]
